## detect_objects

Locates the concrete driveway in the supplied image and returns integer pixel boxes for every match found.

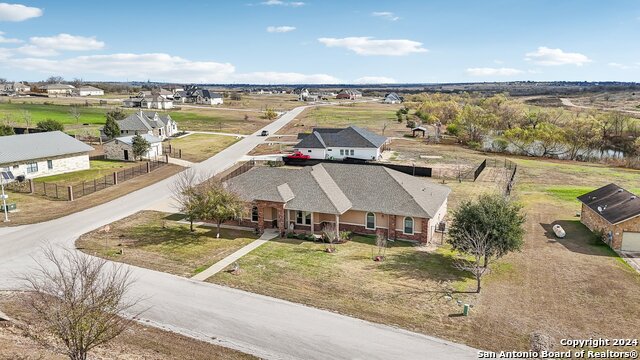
[0,104,478,359]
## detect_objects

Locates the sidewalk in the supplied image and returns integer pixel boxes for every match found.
[190,229,279,281]
[167,157,195,167]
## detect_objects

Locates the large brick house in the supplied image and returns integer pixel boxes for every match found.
[225,163,450,243]
[577,183,640,252]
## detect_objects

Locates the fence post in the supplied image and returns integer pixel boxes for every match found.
[146,162,151,173]
[67,185,74,201]
[94,179,96,192]
[165,154,169,163]
[169,144,172,152]
[179,149,182,159]
[83,181,85,196]
[55,184,58,199]
[29,179,34,194]
[113,171,118,185]
[44,182,47,196]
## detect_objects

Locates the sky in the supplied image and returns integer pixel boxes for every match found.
[0,0,639,84]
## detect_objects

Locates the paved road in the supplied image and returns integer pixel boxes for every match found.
[0,104,478,359]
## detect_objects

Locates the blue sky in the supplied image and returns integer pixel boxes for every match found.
[0,0,639,84]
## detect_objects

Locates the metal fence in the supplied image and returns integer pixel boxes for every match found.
[7,159,167,201]
[162,145,182,159]
[473,159,487,181]
[282,157,433,177]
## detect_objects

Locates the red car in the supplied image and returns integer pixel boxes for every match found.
[287,151,311,160]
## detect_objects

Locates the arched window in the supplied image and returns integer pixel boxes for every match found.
[366,212,376,230]
[403,217,414,235]
[251,206,259,222]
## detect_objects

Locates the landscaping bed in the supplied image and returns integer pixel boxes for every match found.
[76,211,259,277]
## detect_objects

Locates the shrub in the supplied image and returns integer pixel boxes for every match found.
[491,138,509,153]
[467,141,482,150]
[446,123,460,136]
[36,119,64,132]
[339,231,352,241]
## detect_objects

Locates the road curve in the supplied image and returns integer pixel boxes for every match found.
[0,104,479,359]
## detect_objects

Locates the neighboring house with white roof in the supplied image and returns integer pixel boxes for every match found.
[76,86,104,96]
[106,111,178,140]
[383,93,402,104]
[42,84,76,96]
[140,89,174,100]
[3,82,30,94]
[122,94,174,109]
[294,126,388,160]
[0,131,94,179]
[174,88,223,105]
[103,134,163,161]
[225,163,450,243]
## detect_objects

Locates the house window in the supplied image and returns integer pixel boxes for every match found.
[404,217,414,235]
[47,160,53,170]
[339,149,344,156]
[366,212,376,230]
[296,211,312,225]
[350,149,355,156]
[308,150,312,153]
[26,162,38,173]
[251,206,258,222]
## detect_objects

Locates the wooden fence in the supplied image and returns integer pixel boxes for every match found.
[282,157,433,177]
[7,159,167,201]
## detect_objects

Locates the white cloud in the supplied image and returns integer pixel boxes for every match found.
[354,76,396,84]
[466,67,524,76]
[261,0,304,6]
[0,2,42,21]
[0,31,20,43]
[318,37,427,56]
[29,33,105,51]
[0,52,340,84]
[266,26,296,33]
[372,11,399,21]
[525,46,591,66]
[608,62,632,70]
[16,44,59,57]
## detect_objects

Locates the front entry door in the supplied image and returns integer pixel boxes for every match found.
[124,149,129,161]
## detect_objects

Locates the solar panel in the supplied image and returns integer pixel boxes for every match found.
[0,171,15,180]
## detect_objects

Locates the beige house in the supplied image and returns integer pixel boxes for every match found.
[104,134,163,161]
[225,163,450,243]
[42,83,75,96]
[109,111,178,140]
[0,131,93,179]
[578,184,640,252]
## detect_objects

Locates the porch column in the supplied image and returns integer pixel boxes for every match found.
[277,205,285,237]
[335,214,340,239]
[421,218,430,244]
[257,202,265,234]
[310,212,314,234]
[388,215,397,241]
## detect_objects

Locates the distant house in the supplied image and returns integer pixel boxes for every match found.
[108,110,178,140]
[294,126,388,160]
[76,86,104,96]
[174,88,223,105]
[42,84,75,96]
[3,82,30,94]
[0,131,93,179]
[225,163,450,243]
[384,93,402,104]
[578,184,640,252]
[122,94,174,110]
[140,89,174,100]
[336,89,362,100]
[104,134,163,161]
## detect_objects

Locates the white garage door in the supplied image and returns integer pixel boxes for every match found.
[621,232,640,252]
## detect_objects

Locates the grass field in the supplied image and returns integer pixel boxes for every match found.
[277,102,405,137]
[77,211,259,277]
[219,93,300,111]
[166,133,241,162]
[0,291,254,360]
[34,160,132,184]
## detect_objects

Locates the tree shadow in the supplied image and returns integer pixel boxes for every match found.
[539,219,616,257]
[375,250,473,284]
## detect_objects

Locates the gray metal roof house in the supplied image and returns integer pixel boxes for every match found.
[0,131,94,179]
[294,126,388,160]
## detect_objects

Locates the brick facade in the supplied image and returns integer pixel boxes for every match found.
[580,203,640,250]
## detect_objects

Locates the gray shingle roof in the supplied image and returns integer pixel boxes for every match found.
[578,183,640,224]
[295,126,387,149]
[226,163,450,218]
[116,111,172,131]
[0,131,94,165]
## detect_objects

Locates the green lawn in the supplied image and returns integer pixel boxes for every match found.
[77,211,259,277]
[34,160,131,184]
[0,102,108,125]
[166,133,240,162]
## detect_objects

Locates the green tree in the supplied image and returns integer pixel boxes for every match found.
[106,109,127,123]
[36,119,64,132]
[103,117,121,139]
[199,180,245,238]
[263,108,278,120]
[448,194,526,270]
[131,134,150,160]
[0,123,15,136]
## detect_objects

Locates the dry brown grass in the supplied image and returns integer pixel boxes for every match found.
[0,164,184,227]
[0,291,254,360]
[165,133,240,162]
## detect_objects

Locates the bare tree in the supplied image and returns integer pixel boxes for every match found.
[453,228,490,293]
[21,110,32,130]
[69,105,81,125]
[21,247,140,360]
[171,169,201,232]
[322,223,337,253]
[373,231,387,261]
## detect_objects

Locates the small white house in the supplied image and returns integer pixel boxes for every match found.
[104,134,163,161]
[76,86,104,96]
[293,126,388,161]
[383,93,402,104]
[0,131,93,179]
[122,95,174,110]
